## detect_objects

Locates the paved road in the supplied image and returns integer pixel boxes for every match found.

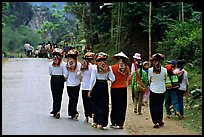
[2,58,129,135]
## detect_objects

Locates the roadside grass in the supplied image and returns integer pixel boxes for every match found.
[178,68,202,134]
[181,105,202,134]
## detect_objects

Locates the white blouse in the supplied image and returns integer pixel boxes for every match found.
[88,65,115,91]
[49,61,67,78]
[148,66,167,94]
[173,68,189,91]
[80,63,94,90]
[66,61,82,86]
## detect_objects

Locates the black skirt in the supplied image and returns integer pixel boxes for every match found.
[91,80,109,127]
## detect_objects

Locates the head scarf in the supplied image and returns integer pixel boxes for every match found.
[66,57,77,72]
[52,55,62,67]
[97,60,110,74]
[81,59,89,71]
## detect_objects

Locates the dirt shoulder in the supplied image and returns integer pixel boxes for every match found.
[123,87,201,135]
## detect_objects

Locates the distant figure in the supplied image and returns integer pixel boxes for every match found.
[24,41,32,57]
[64,43,70,58]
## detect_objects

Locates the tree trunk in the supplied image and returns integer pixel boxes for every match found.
[116,2,121,52]
[118,2,123,52]
[89,2,93,50]
[148,2,152,61]
[181,2,184,21]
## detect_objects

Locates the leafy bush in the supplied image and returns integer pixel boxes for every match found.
[157,11,202,69]
[2,25,42,54]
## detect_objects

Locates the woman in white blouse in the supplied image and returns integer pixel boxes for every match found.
[148,53,167,128]
[66,49,81,120]
[79,52,96,123]
[49,48,67,119]
[88,52,115,130]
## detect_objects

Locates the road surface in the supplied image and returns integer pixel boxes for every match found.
[2,58,129,135]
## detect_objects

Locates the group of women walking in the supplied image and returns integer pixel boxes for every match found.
[48,48,188,130]
[49,48,130,130]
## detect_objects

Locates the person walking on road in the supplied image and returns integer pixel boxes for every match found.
[142,61,151,106]
[79,52,96,123]
[148,53,167,128]
[49,48,67,119]
[173,60,189,119]
[131,53,148,115]
[66,49,81,120]
[88,52,115,130]
[164,60,182,119]
[130,53,142,102]
[110,52,130,129]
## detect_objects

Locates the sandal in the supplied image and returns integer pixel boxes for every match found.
[134,108,137,113]
[153,123,160,128]
[159,121,164,126]
[92,123,97,128]
[72,114,79,120]
[54,112,60,119]
[99,125,105,130]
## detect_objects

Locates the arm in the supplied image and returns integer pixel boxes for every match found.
[132,72,136,91]
[141,70,148,86]
[49,63,52,77]
[88,66,97,91]
[148,68,152,85]
[76,62,82,77]
[62,62,68,80]
[108,66,115,83]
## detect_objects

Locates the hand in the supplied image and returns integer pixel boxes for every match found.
[88,90,91,98]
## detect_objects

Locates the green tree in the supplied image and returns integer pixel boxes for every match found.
[157,11,202,68]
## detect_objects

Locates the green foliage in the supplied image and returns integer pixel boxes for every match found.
[181,101,202,134]
[157,11,202,68]
[2,25,42,53]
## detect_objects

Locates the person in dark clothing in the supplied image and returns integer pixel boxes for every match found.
[88,52,115,130]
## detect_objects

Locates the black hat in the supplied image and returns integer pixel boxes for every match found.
[151,53,165,61]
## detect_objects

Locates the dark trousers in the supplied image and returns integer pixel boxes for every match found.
[50,76,64,114]
[110,88,127,126]
[149,90,165,124]
[82,90,93,118]
[91,80,109,127]
[67,84,80,117]
[177,89,185,116]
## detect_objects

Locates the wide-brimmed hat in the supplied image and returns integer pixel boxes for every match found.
[113,52,129,59]
[133,53,141,59]
[151,53,165,61]
[112,52,129,63]
[143,61,151,66]
[53,48,63,57]
[95,52,109,61]
[83,52,95,60]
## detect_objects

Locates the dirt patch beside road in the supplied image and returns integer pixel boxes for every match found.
[123,87,201,135]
